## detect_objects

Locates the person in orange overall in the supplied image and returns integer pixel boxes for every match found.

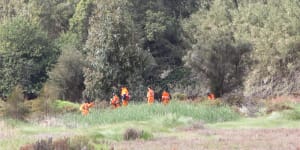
[110,93,120,109]
[147,87,155,105]
[121,86,129,106]
[79,100,95,115]
[161,90,170,105]
[207,92,215,100]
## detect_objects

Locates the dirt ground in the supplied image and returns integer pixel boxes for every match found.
[112,128,300,150]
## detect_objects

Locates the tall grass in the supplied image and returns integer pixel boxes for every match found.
[59,100,240,127]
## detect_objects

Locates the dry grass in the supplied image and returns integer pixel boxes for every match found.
[19,136,95,150]
[0,121,17,140]
[113,128,300,150]
[266,103,293,114]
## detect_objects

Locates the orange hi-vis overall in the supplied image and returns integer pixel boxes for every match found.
[121,87,129,106]
[111,95,120,109]
[161,91,170,105]
[147,88,155,104]
[80,102,94,115]
[208,93,215,100]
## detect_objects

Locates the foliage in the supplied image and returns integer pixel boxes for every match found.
[4,85,29,120]
[1,0,300,102]
[48,48,85,102]
[69,0,94,46]
[0,17,59,97]
[183,0,252,97]
[234,0,300,98]
[265,102,292,114]
[123,128,153,140]
[0,0,28,21]
[123,128,141,140]
[50,28,86,102]
[281,109,300,120]
[53,100,80,113]
[28,0,79,38]
[144,10,173,41]
[84,0,154,100]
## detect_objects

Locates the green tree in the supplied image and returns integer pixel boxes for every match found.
[28,0,79,38]
[0,17,59,97]
[129,0,205,70]
[84,0,154,100]
[183,0,252,97]
[69,0,94,46]
[0,0,29,21]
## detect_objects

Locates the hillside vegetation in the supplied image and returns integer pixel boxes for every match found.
[0,0,299,103]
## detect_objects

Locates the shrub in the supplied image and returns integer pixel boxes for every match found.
[20,136,95,150]
[123,128,155,141]
[265,102,292,114]
[139,130,153,140]
[53,100,80,113]
[282,109,300,120]
[222,94,245,106]
[4,85,29,120]
[123,128,142,141]
[47,49,85,102]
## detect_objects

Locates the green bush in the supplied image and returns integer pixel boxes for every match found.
[282,109,300,120]
[140,130,153,140]
[53,100,80,113]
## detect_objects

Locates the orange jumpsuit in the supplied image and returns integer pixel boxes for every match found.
[147,88,155,104]
[121,87,129,106]
[80,102,94,115]
[110,95,120,109]
[161,91,170,105]
[208,93,215,100]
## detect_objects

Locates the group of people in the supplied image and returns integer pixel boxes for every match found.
[110,86,130,109]
[80,86,215,115]
[110,86,171,109]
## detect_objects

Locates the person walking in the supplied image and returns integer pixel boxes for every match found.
[121,86,130,106]
[161,90,171,105]
[110,93,120,109]
[147,86,155,105]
